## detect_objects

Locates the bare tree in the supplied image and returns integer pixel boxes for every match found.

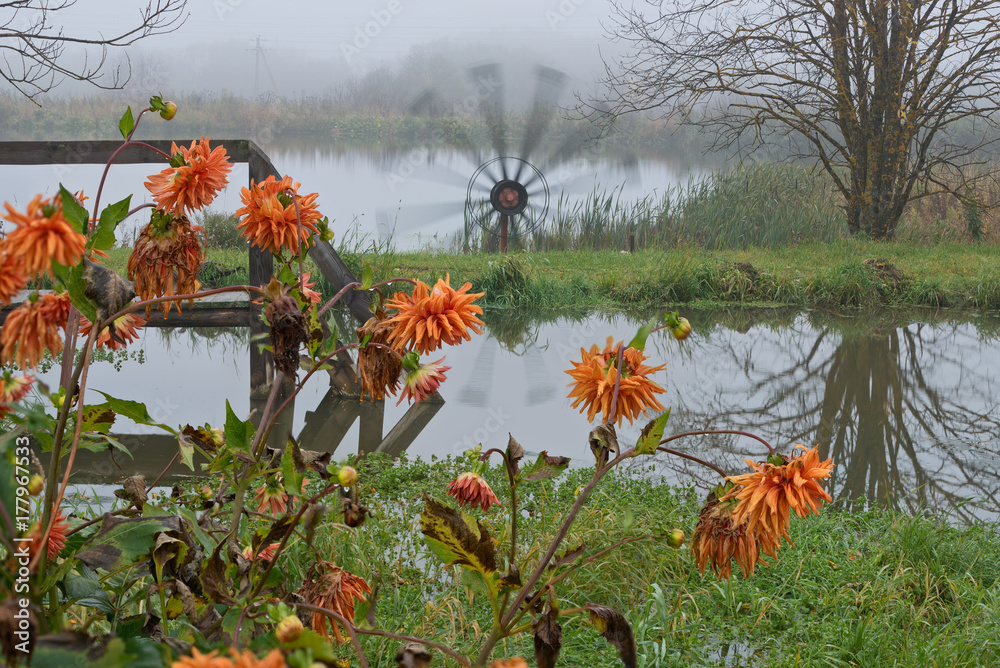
[1,0,186,102]
[602,0,1000,239]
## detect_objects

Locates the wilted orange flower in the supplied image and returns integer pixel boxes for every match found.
[299,561,372,643]
[565,337,666,426]
[384,275,484,354]
[253,477,288,516]
[356,314,403,401]
[0,244,29,304]
[127,210,203,318]
[0,373,33,418]
[397,357,449,405]
[1,292,71,370]
[145,138,232,216]
[169,648,233,668]
[236,175,322,255]
[447,471,500,512]
[79,312,145,350]
[2,195,87,277]
[27,508,70,563]
[690,496,768,580]
[725,446,834,547]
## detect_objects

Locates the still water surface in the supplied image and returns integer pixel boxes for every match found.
[42,307,1000,524]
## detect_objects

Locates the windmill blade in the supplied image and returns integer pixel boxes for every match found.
[377,200,467,238]
[457,341,498,406]
[468,62,508,176]
[408,87,479,156]
[523,347,556,404]
[514,65,568,181]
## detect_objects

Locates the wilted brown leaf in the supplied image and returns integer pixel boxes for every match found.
[589,422,620,466]
[395,641,432,668]
[585,603,636,668]
[114,474,147,510]
[533,605,563,668]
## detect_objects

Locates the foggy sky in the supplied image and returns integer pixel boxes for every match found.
[3,0,622,99]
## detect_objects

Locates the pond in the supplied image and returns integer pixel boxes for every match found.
[0,140,704,251]
[36,306,1000,525]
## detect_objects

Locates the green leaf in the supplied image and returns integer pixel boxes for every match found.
[627,321,655,352]
[59,184,89,234]
[635,409,670,456]
[282,438,303,496]
[118,105,135,140]
[176,431,195,471]
[80,403,116,434]
[67,261,98,322]
[76,515,182,573]
[361,262,373,290]
[95,392,174,433]
[519,451,571,483]
[90,196,132,251]
[419,494,497,579]
[280,628,339,661]
[224,400,251,453]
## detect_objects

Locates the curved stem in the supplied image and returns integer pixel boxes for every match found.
[660,429,775,456]
[125,202,156,219]
[656,447,728,479]
[91,134,168,221]
[145,451,179,492]
[249,369,285,460]
[317,282,360,318]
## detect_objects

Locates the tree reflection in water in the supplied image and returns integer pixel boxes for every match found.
[645,309,1000,523]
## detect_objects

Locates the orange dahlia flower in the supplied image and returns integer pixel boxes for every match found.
[0,373,34,418]
[79,312,145,350]
[447,471,500,512]
[299,561,372,643]
[144,138,232,216]
[127,210,203,318]
[397,356,449,405]
[27,508,70,563]
[356,314,403,401]
[0,244,29,304]
[690,496,773,580]
[235,175,322,255]
[489,660,529,668]
[229,649,287,668]
[253,477,288,516]
[725,446,834,547]
[565,337,666,426]
[1,292,71,370]
[384,275,484,354]
[2,195,87,278]
[169,648,233,668]
[242,542,280,565]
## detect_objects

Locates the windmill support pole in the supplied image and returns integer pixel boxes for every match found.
[500,214,509,253]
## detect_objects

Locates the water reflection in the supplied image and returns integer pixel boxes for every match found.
[655,309,1000,523]
[50,308,1000,523]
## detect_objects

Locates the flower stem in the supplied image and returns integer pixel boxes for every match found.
[608,342,624,423]
[656,446,728,478]
[660,429,775,456]
[500,448,633,629]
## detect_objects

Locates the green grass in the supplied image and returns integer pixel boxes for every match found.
[249,454,1000,667]
[95,237,1000,312]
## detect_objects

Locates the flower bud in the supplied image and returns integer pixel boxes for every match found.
[275,614,303,643]
[159,101,177,120]
[667,529,685,548]
[338,465,358,488]
[671,317,692,341]
[26,475,44,496]
[199,485,214,501]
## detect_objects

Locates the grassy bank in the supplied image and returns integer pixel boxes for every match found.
[98,240,1000,311]
[251,454,999,667]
